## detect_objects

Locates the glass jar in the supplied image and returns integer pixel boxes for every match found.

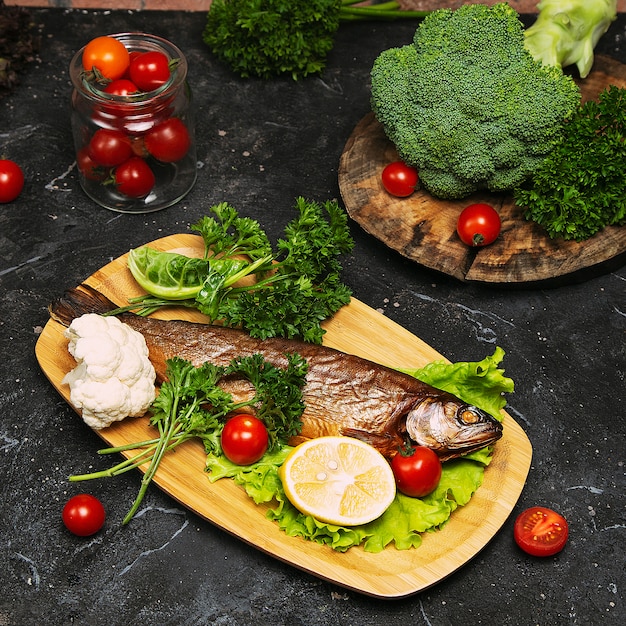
[69,33,196,213]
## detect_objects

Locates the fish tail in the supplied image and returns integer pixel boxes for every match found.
[49,284,117,326]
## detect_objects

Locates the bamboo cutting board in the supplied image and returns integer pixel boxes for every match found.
[35,234,533,598]
[339,55,626,285]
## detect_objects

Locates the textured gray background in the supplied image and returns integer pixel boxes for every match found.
[1,9,624,625]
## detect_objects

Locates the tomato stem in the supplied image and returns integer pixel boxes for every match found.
[397,440,415,457]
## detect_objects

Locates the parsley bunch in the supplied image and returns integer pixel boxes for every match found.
[192,197,353,343]
[123,197,354,343]
[515,85,626,241]
[70,353,308,524]
[202,0,429,80]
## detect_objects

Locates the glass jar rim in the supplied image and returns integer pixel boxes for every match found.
[69,32,188,106]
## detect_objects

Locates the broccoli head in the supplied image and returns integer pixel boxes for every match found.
[370,3,581,200]
[524,0,617,79]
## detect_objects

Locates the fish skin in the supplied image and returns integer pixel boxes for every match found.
[50,285,503,460]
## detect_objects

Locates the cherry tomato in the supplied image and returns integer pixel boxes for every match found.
[381,161,419,197]
[99,80,140,118]
[514,507,569,557]
[88,129,133,167]
[221,414,269,465]
[0,159,25,203]
[103,79,139,96]
[82,36,130,81]
[391,445,442,498]
[144,118,191,162]
[113,157,155,198]
[129,51,171,91]
[122,51,142,79]
[62,494,106,536]
[77,147,107,181]
[457,203,501,247]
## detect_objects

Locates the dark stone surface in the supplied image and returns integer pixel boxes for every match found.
[1,9,624,626]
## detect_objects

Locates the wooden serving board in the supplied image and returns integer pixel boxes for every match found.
[35,234,532,598]
[339,55,626,285]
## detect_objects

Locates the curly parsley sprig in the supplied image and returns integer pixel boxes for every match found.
[69,353,308,524]
[202,0,429,80]
[515,85,626,241]
[120,197,354,344]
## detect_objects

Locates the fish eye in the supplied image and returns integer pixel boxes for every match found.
[459,407,481,424]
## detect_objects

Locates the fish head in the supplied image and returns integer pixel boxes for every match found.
[405,393,503,460]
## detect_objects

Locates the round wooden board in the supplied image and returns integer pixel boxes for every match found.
[339,55,626,286]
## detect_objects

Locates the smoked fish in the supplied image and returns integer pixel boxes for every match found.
[50,285,503,460]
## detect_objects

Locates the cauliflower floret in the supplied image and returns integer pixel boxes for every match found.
[68,377,134,430]
[62,313,156,429]
[68,333,124,382]
[65,312,111,344]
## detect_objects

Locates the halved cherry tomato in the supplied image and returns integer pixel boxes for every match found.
[514,506,569,557]
[457,203,501,247]
[82,36,130,81]
[113,157,155,198]
[129,51,171,91]
[62,494,106,536]
[144,118,191,162]
[221,414,269,465]
[391,445,442,498]
[0,159,25,203]
[381,161,419,197]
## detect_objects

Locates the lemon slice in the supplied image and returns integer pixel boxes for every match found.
[279,436,396,526]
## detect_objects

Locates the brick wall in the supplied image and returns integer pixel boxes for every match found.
[7,0,626,13]
[10,0,213,9]
[1,1,533,12]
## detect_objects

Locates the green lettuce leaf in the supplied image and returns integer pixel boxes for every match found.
[206,347,513,551]
[206,447,291,504]
[402,346,514,419]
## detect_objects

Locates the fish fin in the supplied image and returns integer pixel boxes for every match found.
[341,427,401,458]
[49,284,117,326]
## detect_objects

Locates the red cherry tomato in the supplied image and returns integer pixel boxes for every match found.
[0,159,25,203]
[122,51,142,79]
[103,79,139,96]
[514,507,569,557]
[62,494,106,536]
[129,51,171,91]
[88,129,133,167]
[457,203,501,247]
[381,161,419,197]
[144,118,191,162]
[82,36,130,81]
[391,445,442,498]
[113,156,155,198]
[221,414,269,465]
[77,147,107,181]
